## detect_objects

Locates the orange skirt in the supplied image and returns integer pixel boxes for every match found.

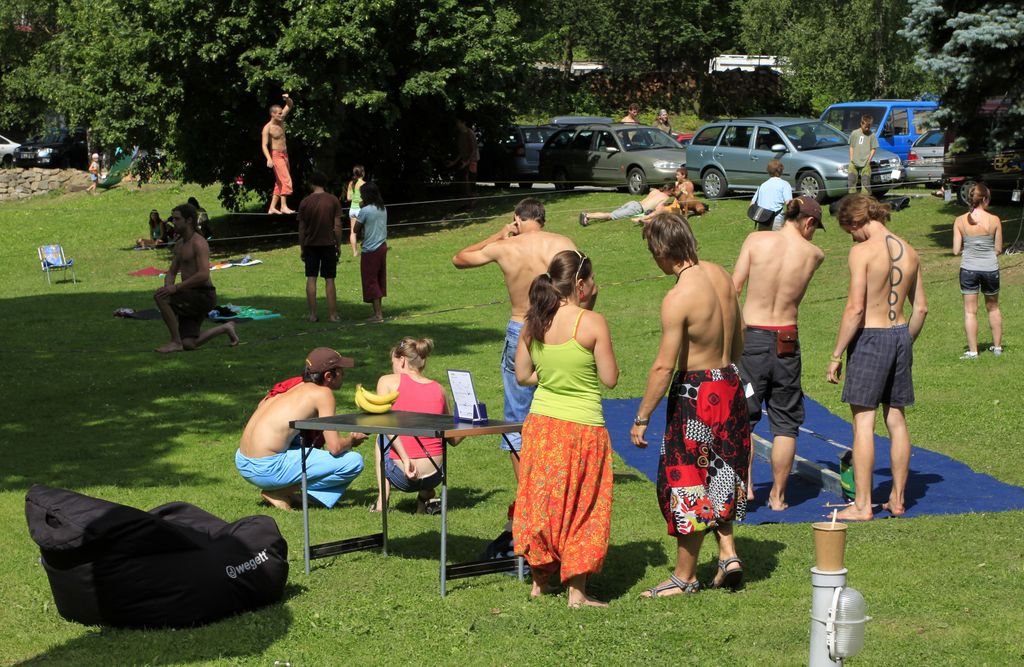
[513,413,613,584]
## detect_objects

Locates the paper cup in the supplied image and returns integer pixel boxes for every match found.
[812,522,848,571]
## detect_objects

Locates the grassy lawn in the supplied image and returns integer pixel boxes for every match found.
[1,182,1022,666]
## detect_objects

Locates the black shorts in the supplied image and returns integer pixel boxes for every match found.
[169,286,217,340]
[739,327,804,438]
[303,245,339,279]
[959,268,999,296]
[842,325,914,409]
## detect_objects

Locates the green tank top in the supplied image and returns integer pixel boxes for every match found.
[528,311,604,426]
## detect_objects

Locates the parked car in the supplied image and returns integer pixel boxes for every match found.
[944,142,1024,205]
[904,129,945,187]
[14,128,88,169]
[550,116,614,126]
[685,117,903,202]
[0,133,21,166]
[477,124,558,188]
[539,123,687,194]
[820,100,939,161]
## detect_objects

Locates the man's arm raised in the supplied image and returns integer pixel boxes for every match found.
[281,93,295,118]
[452,222,518,268]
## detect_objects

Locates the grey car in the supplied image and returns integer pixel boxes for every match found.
[0,133,20,166]
[685,117,903,201]
[904,129,944,187]
[539,123,686,195]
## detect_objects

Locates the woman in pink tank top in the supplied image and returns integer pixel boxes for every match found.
[371,337,462,513]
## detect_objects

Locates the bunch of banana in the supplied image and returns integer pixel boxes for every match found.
[354,384,399,414]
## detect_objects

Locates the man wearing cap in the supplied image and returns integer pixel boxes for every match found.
[236,347,367,510]
[732,196,825,510]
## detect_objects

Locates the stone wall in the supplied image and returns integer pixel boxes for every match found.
[0,168,93,202]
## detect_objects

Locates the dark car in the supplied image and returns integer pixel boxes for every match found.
[539,123,687,194]
[944,143,1024,205]
[477,125,559,188]
[14,128,89,169]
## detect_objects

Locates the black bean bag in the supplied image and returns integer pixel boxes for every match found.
[25,484,288,628]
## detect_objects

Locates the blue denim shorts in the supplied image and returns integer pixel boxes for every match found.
[384,453,441,492]
[959,268,1000,296]
[500,319,535,452]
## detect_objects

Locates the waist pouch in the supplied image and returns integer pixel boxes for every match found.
[776,330,797,357]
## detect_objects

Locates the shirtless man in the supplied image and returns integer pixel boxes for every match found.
[580,167,704,227]
[733,196,825,510]
[261,93,296,214]
[236,347,367,510]
[631,212,750,595]
[153,203,239,353]
[452,198,577,478]
[620,103,640,124]
[827,194,928,520]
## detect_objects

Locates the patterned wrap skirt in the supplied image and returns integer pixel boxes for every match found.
[657,365,750,535]
[513,413,613,584]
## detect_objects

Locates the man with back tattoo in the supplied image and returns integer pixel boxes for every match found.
[827,194,928,520]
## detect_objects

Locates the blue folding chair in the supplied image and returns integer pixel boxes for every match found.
[38,244,77,284]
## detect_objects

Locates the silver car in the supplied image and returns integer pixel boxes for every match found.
[0,133,20,167]
[904,129,944,187]
[539,123,686,195]
[685,117,903,201]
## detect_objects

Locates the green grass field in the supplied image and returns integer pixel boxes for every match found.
[1,182,1021,666]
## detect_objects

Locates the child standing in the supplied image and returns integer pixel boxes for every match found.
[87,153,100,193]
[346,165,365,257]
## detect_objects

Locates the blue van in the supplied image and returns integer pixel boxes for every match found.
[820,100,939,161]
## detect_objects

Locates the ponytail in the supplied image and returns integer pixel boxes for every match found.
[524,250,592,344]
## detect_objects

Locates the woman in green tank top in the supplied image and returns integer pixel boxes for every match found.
[512,249,620,608]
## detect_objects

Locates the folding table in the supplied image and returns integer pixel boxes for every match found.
[289,411,524,596]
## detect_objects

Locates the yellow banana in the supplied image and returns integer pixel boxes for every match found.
[355,385,392,414]
[361,385,399,405]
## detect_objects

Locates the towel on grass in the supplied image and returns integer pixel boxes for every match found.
[129,256,263,277]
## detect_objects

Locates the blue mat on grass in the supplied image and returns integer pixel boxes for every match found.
[605,396,1024,524]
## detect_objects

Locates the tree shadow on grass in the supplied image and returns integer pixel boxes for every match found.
[14,601,295,666]
[0,290,502,493]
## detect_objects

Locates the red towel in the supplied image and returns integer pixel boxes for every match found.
[128,267,165,277]
[265,377,324,448]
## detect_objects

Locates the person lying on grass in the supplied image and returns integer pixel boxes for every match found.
[579,167,705,227]
[236,347,367,511]
[370,337,463,514]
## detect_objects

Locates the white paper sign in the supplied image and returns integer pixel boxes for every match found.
[447,370,478,420]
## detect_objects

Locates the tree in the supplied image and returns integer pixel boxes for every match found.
[0,1,60,136]
[738,0,936,112]
[9,0,535,206]
[902,0,1024,149]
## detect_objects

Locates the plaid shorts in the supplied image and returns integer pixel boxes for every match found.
[842,325,914,409]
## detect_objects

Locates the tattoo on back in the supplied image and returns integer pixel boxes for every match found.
[885,234,904,322]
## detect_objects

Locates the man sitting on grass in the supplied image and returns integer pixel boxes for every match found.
[236,347,367,511]
[579,167,705,227]
[153,203,239,353]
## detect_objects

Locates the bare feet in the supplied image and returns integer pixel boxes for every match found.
[834,504,873,521]
[267,208,281,215]
[881,499,906,516]
[156,341,184,354]
[767,494,788,511]
[224,321,239,346]
[328,315,341,323]
[366,315,383,323]
[530,581,560,598]
[260,490,294,511]
[568,594,608,609]
[280,206,295,214]
[308,314,319,323]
